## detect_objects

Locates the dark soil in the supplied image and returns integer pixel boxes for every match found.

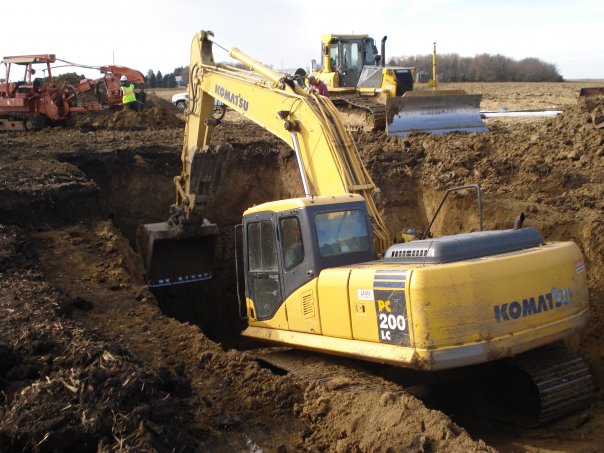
[0,87,602,452]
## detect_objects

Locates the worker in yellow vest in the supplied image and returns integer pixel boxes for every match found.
[120,75,141,112]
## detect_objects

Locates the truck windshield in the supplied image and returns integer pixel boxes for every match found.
[314,210,370,257]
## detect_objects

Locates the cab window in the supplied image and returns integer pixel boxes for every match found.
[342,42,362,73]
[364,39,378,65]
[247,220,278,272]
[280,217,304,270]
[330,43,339,71]
[247,220,281,320]
[314,210,370,257]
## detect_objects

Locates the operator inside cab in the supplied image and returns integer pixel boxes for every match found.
[120,75,141,112]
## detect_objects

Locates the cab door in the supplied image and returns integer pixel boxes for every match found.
[334,38,364,87]
[244,213,285,323]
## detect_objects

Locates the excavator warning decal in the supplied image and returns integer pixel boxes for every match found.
[373,270,409,345]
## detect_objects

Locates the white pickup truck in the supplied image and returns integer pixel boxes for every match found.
[171,92,226,120]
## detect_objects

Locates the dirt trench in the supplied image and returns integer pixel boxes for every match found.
[1,92,604,452]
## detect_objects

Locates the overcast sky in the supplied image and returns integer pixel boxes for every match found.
[2,0,602,80]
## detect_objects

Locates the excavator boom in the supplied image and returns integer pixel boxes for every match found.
[137,31,390,287]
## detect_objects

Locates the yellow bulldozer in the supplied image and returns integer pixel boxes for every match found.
[311,34,487,136]
[137,30,592,425]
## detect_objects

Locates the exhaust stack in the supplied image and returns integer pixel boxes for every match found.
[381,36,387,67]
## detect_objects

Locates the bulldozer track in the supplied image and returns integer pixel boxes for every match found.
[331,97,386,132]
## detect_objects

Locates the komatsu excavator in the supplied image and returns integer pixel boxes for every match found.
[137,31,592,425]
[311,34,487,136]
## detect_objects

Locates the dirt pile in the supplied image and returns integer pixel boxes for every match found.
[358,96,604,212]
[0,226,196,451]
[77,94,184,132]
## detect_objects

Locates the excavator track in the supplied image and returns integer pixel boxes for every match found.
[245,347,404,395]
[248,348,369,384]
[331,97,386,132]
[246,345,593,427]
[512,344,594,426]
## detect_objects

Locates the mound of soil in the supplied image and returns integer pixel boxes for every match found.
[77,94,184,131]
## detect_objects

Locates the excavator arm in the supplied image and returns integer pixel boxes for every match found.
[138,30,390,287]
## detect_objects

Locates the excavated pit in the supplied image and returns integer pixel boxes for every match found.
[60,141,498,347]
[54,139,570,435]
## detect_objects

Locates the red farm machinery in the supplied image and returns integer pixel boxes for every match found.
[0,54,145,131]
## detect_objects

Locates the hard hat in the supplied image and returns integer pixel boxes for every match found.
[120,75,128,82]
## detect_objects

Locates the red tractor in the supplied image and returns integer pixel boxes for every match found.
[0,55,146,131]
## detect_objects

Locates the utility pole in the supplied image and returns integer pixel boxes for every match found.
[429,42,438,91]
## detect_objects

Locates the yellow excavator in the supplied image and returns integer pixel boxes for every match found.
[137,30,592,425]
[311,34,487,136]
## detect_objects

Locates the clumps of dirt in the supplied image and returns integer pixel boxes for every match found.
[297,378,492,452]
[77,95,184,132]
[0,158,93,195]
[0,226,198,451]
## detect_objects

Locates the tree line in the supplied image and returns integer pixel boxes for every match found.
[388,53,563,83]
[145,67,187,88]
[50,68,188,88]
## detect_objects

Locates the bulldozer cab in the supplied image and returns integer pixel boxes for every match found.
[323,35,380,87]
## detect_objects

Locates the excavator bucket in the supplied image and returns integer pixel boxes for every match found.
[386,90,487,136]
[136,220,218,288]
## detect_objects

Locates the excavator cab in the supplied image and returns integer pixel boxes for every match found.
[242,195,374,322]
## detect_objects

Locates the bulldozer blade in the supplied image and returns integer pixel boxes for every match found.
[386,90,487,136]
[136,220,218,288]
[579,87,604,97]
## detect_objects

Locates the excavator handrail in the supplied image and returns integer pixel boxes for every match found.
[178,30,391,254]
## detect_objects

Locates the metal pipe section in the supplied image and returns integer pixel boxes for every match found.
[381,36,387,67]
[481,110,562,118]
[290,132,312,197]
